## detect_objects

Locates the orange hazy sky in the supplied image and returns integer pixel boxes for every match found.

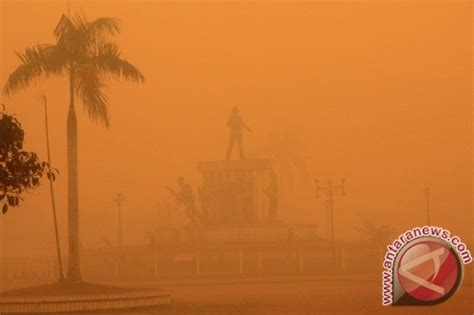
[0,1,472,258]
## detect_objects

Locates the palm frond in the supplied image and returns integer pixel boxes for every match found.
[86,17,121,41]
[87,42,144,83]
[74,65,110,127]
[54,14,91,59]
[57,14,121,57]
[3,44,65,95]
[53,14,78,43]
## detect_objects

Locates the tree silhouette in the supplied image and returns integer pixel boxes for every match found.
[0,107,54,213]
[3,14,144,282]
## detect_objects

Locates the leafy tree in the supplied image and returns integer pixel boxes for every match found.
[3,14,144,281]
[0,108,55,213]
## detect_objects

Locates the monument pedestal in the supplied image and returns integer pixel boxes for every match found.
[197,159,274,225]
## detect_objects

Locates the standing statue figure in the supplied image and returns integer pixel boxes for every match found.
[226,106,252,160]
[167,177,199,223]
[198,184,211,224]
[265,170,279,221]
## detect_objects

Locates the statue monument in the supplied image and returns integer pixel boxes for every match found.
[196,106,278,225]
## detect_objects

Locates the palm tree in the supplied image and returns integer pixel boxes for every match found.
[3,14,144,282]
[355,216,394,247]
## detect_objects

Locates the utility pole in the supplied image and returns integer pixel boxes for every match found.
[325,199,330,239]
[315,178,345,262]
[114,193,126,277]
[425,187,431,226]
[42,95,64,282]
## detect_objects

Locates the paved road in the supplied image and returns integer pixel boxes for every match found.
[2,277,473,314]
[94,277,473,315]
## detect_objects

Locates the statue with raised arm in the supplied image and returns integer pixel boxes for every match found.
[226,106,251,160]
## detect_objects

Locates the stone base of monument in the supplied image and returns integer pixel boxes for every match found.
[0,282,170,313]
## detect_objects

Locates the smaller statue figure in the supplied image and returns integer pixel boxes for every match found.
[167,177,199,223]
[198,184,211,224]
[264,170,279,221]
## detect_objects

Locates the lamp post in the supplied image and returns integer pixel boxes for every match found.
[114,193,126,277]
[42,95,64,281]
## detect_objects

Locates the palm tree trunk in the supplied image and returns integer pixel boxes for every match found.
[66,70,82,282]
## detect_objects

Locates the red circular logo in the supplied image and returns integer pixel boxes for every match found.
[397,240,461,302]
